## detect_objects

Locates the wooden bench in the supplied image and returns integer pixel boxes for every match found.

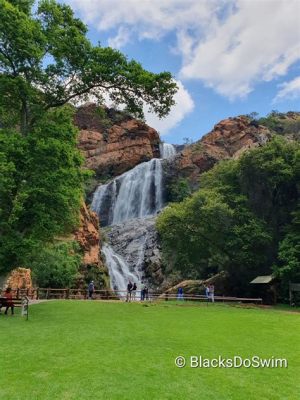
[0,296,29,318]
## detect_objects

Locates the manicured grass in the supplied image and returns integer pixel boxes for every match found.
[0,301,299,400]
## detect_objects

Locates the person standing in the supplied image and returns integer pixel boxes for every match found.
[144,285,149,301]
[205,285,210,302]
[132,282,137,301]
[210,284,215,303]
[3,288,14,315]
[126,281,133,302]
[88,281,95,300]
[177,287,184,300]
[140,283,145,301]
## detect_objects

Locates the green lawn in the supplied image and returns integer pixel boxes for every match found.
[0,301,299,400]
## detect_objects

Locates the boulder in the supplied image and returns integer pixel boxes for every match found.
[4,267,32,289]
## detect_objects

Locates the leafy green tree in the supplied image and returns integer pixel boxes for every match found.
[30,241,81,288]
[157,138,299,297]
[274,209,300,283]
[238,137,299,239]
[167,177,191,203]
[0,106,86,271]
[0,0,177,134]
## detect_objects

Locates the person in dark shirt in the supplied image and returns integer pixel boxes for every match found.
[126,281,133,302]
[144,285,149,301]
[3,288,14,315]
[88,281,95,299]
[132,282,137,301]
[140,283,145,301]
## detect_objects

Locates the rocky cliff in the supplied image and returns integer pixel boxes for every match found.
[74,203,101,266]
[75,104,160,180]
[165,116,271,187]
[73,203,109,289]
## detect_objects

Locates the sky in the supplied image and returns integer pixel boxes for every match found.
[64,0,300,144]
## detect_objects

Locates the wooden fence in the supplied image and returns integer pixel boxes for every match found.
[0,287,262,304]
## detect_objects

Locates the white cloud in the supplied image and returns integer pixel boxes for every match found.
[68,0,225,42]
[144,81,194,135]
[108,26,131,49]
[180,0,300,99]
[67,0,300,100]
[273,76,300,103]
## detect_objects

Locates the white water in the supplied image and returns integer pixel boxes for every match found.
[160,143,176,159]
[102,243,139,292]
[91,158,164,225]
[92,142,176,292]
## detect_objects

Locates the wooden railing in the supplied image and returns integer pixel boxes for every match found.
[0,288,262,304]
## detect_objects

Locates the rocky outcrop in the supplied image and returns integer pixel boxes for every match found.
[165,116,271,187]
[103,216,163,288]
[5,268,32,289]
[75,104,161,180]
[73,203,110,289]
[74,203,101,266]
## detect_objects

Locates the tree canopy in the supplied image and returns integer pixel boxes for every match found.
[0,0,177,278]
[0,106,86,271]
[0,0,177,134]
[157,138,300,297]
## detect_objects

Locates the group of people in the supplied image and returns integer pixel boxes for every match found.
[87,280,148,302]
[175,284,215,302]
[87,279,215,303]
[0,287,14,315]
[126,281,148,302]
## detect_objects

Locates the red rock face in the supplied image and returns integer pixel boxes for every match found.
[74,203,101,266]
[174,116,271,182]
[75,104,160,179]
[5,268,32,289]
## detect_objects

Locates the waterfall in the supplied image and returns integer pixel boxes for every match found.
[160,142,176,159]
[91,158,164,226]
[93,142,175,292]
[102,243,140,292]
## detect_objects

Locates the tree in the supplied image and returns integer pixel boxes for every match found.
[247,111,259,121]
[274,209,300,283]
[0,106,87,271]
[182,137,193,145]
[157,138,299,297]
[167,177,191,203]
[30,241,81,288]
[0,0,177,134]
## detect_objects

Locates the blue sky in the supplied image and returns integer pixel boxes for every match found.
[65,0,300,144]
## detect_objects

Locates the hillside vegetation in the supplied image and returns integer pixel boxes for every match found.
[157,137,300,300]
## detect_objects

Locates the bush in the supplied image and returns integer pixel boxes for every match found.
[30,242,81,288]
[166,178,191,203]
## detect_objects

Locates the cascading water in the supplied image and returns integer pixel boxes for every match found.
[102,243,140,293]
[92,142,176,292]
[160,142,176,159]
[91,158,163,225]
